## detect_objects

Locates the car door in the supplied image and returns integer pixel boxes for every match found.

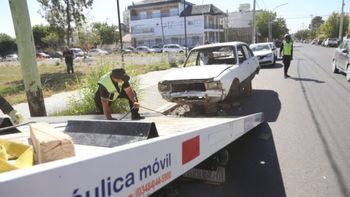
[338,40,350,70]
[235,45,250,83]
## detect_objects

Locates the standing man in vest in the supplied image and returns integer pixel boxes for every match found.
[94,68,144,120]
[280,34,293,78]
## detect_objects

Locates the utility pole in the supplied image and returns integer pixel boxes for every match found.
[339,0,345,42]
[252,0,256,44]
[116,0,124,68]
[225,9,229,42]
[160,15,165,46]
[9,0,47,117]
[184,0,188,56]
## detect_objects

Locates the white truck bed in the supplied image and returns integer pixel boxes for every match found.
[0,113,264,197]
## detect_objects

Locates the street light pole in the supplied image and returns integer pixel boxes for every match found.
[339,0,345,42]
[269,3,288,42]
[252,0,256,44]
[116,0,124,68]
[184,0,188,56]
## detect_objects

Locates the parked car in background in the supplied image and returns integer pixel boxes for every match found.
[70,48,85,58]
[324,38,338,47]
[48,51,63,58]
[317,39,324,45]
[311,39,317,45]
[36,52,50,59]
[124,47,136,53]
[158,42,260,105]
[163,44,186,53]
[151,46,163,53]
[88,48,109,56]
[5,54,18,61]
[332,39,350,81]
[250,42,275,66]
[135,46,155,53]
[268,42,278,59]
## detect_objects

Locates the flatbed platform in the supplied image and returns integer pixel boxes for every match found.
[0,113,264,197]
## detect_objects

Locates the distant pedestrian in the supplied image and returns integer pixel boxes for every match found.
[63,47,74,74]
[280,34,293,78]
[94,68,144,120]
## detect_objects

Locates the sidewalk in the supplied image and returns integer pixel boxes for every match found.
[6,68,177,119]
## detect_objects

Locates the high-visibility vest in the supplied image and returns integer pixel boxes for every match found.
[98,72,123,101]
[283,41,293,56]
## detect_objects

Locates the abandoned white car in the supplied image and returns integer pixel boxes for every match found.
[158,42,260,104]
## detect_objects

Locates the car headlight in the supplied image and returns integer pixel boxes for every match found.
[158,83,170,91]
[205,81,222,90]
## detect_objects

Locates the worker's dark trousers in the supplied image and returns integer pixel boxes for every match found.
[94,90,139,115]
[0,95,14,114]
[65,58,74,74]
[283,56,292,75]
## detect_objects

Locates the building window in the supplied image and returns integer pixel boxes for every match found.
[169,8,178,16]
[139,11,147,20]
[171,37,179,44]
[152,10,160,18]
[155,38,162,45]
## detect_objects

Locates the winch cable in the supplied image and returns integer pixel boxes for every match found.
[0,121,36,133]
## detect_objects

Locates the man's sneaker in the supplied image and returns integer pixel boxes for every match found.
[284,74,290,78]
[131,113,145,120]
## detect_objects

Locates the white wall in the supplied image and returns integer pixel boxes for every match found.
[130,15,203,39]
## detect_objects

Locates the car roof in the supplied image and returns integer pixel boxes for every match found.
[250,42,271,46]
[192,41,247,50]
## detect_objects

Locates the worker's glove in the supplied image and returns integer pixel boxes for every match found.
[133,102,140,109]
[8,110,24,125]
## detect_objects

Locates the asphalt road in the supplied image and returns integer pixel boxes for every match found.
[156,44,350,197]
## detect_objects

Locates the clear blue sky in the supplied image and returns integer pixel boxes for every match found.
[0,0,346,38]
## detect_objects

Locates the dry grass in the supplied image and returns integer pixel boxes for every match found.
[0,54,171,105]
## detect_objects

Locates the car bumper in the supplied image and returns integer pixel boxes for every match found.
[160,90,224,103]
[258,56,274,66]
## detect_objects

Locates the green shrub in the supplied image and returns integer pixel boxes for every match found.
[55,63,131,115]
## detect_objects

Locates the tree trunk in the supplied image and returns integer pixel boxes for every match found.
[65,0,71,46]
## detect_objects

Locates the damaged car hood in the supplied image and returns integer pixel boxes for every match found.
[161,64,234,81]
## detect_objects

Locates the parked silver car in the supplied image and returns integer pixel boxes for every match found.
[332,39,350,81]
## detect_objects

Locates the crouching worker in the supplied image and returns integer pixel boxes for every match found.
[94,68,144,120]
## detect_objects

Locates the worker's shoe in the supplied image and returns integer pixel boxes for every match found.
[131,113,145,120]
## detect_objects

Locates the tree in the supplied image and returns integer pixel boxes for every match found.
[91,22,119,45]
[256,10,289,40]
[38,0,94,46]
[272,18,289,39]
[33,25,63,50]
[309,16,324,29]
[294,29,312,40]
[0,33,17,56]
[320,12,349,38]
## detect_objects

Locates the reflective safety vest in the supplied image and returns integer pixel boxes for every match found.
[98,72,123,101]
[283,41,293,56]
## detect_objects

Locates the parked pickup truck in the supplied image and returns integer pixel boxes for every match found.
[158,42,260,104]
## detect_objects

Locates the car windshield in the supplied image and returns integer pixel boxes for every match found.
[185,46,236,67]
[250,44,271,52]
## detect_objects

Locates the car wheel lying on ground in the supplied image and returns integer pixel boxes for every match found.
[158,42,260,112]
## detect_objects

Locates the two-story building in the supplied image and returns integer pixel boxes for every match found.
[128,0,226,48]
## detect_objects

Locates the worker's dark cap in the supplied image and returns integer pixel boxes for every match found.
[111,68,129,81]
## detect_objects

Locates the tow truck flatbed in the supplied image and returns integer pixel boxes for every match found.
[0,113,263,197]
